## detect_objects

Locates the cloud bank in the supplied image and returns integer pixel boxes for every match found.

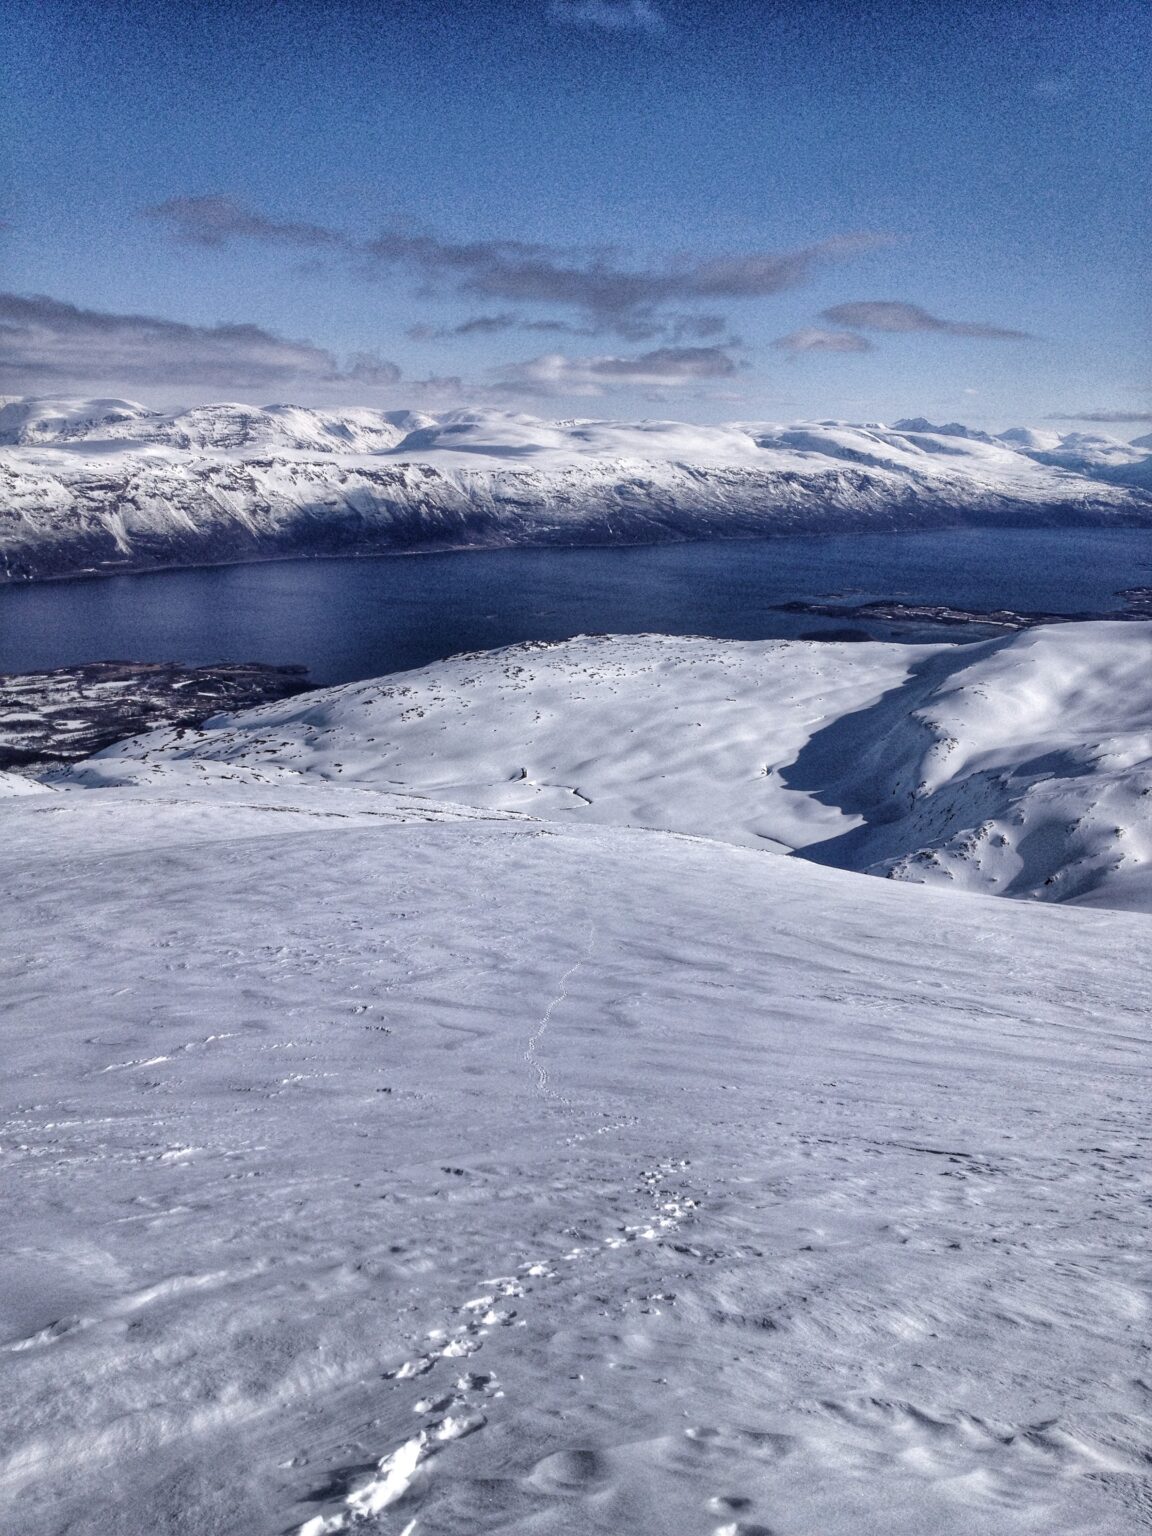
[819,300,1029,339]
[0,291,399,391]
[1046,409,1152,425]
[148,197,883,339]
[772,327,874,355]
[0,290,739,405]
[546,1,666,33]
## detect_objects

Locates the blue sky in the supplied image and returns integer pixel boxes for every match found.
[2,0,1149,428]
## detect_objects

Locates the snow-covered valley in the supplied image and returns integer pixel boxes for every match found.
[2,618,1152,1534]
[3,397,1152,581]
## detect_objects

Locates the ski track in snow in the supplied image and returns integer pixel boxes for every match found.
[524,919,596,1100]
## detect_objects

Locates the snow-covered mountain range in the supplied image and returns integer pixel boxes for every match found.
[3,395,1151,581]
[68,620,1152,912]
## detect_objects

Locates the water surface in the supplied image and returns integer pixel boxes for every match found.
[2,528,1149,685]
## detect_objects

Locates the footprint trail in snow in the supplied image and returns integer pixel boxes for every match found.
[296,1158,698,1534]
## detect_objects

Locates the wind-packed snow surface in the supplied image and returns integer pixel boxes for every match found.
[79,621,1152,911]
[2,772,1152,1536]
[3,396,1152,579]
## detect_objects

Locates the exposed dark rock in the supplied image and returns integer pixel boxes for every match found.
[0,660,313,772]
[775,590,1152,631]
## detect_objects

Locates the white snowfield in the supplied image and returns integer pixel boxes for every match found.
[3,395,1152,579]
[0,767,52,796]
[2,767,1152,1536]
[81,621,1152,911]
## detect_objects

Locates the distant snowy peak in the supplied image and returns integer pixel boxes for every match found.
[0,396,437,452]
[3,396,1152,581]
[4,395,1150,465]
[0,396,162,445]
[994,426,1064,451]
[892,417,993,440]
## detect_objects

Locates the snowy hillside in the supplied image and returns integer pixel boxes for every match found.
[0,396,435,452]
[2,776,1151,1536]
[0,766,50,795]
[3,396,1151,580]
[78,621,1152,911]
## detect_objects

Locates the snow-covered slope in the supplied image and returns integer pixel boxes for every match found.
[799,621,1152,909]
[0,396,163,444]
[2,777,1151,1536]
[0,396,434,452]
[74,632,918,851]
[78,621,1152,911]
[0,766,50,795]
[3,397,1151,581]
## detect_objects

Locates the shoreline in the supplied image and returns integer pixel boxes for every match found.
[5,509,1152,589]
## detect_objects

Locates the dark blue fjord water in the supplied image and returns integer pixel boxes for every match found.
[1,528,1150,686]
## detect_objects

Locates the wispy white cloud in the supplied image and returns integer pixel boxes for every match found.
[498,345,741,395]
[1032,73,1076,99]
[407,309,731,343]
[146,197,341,250]
[546,0,666,34]
[772,327,873,355]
